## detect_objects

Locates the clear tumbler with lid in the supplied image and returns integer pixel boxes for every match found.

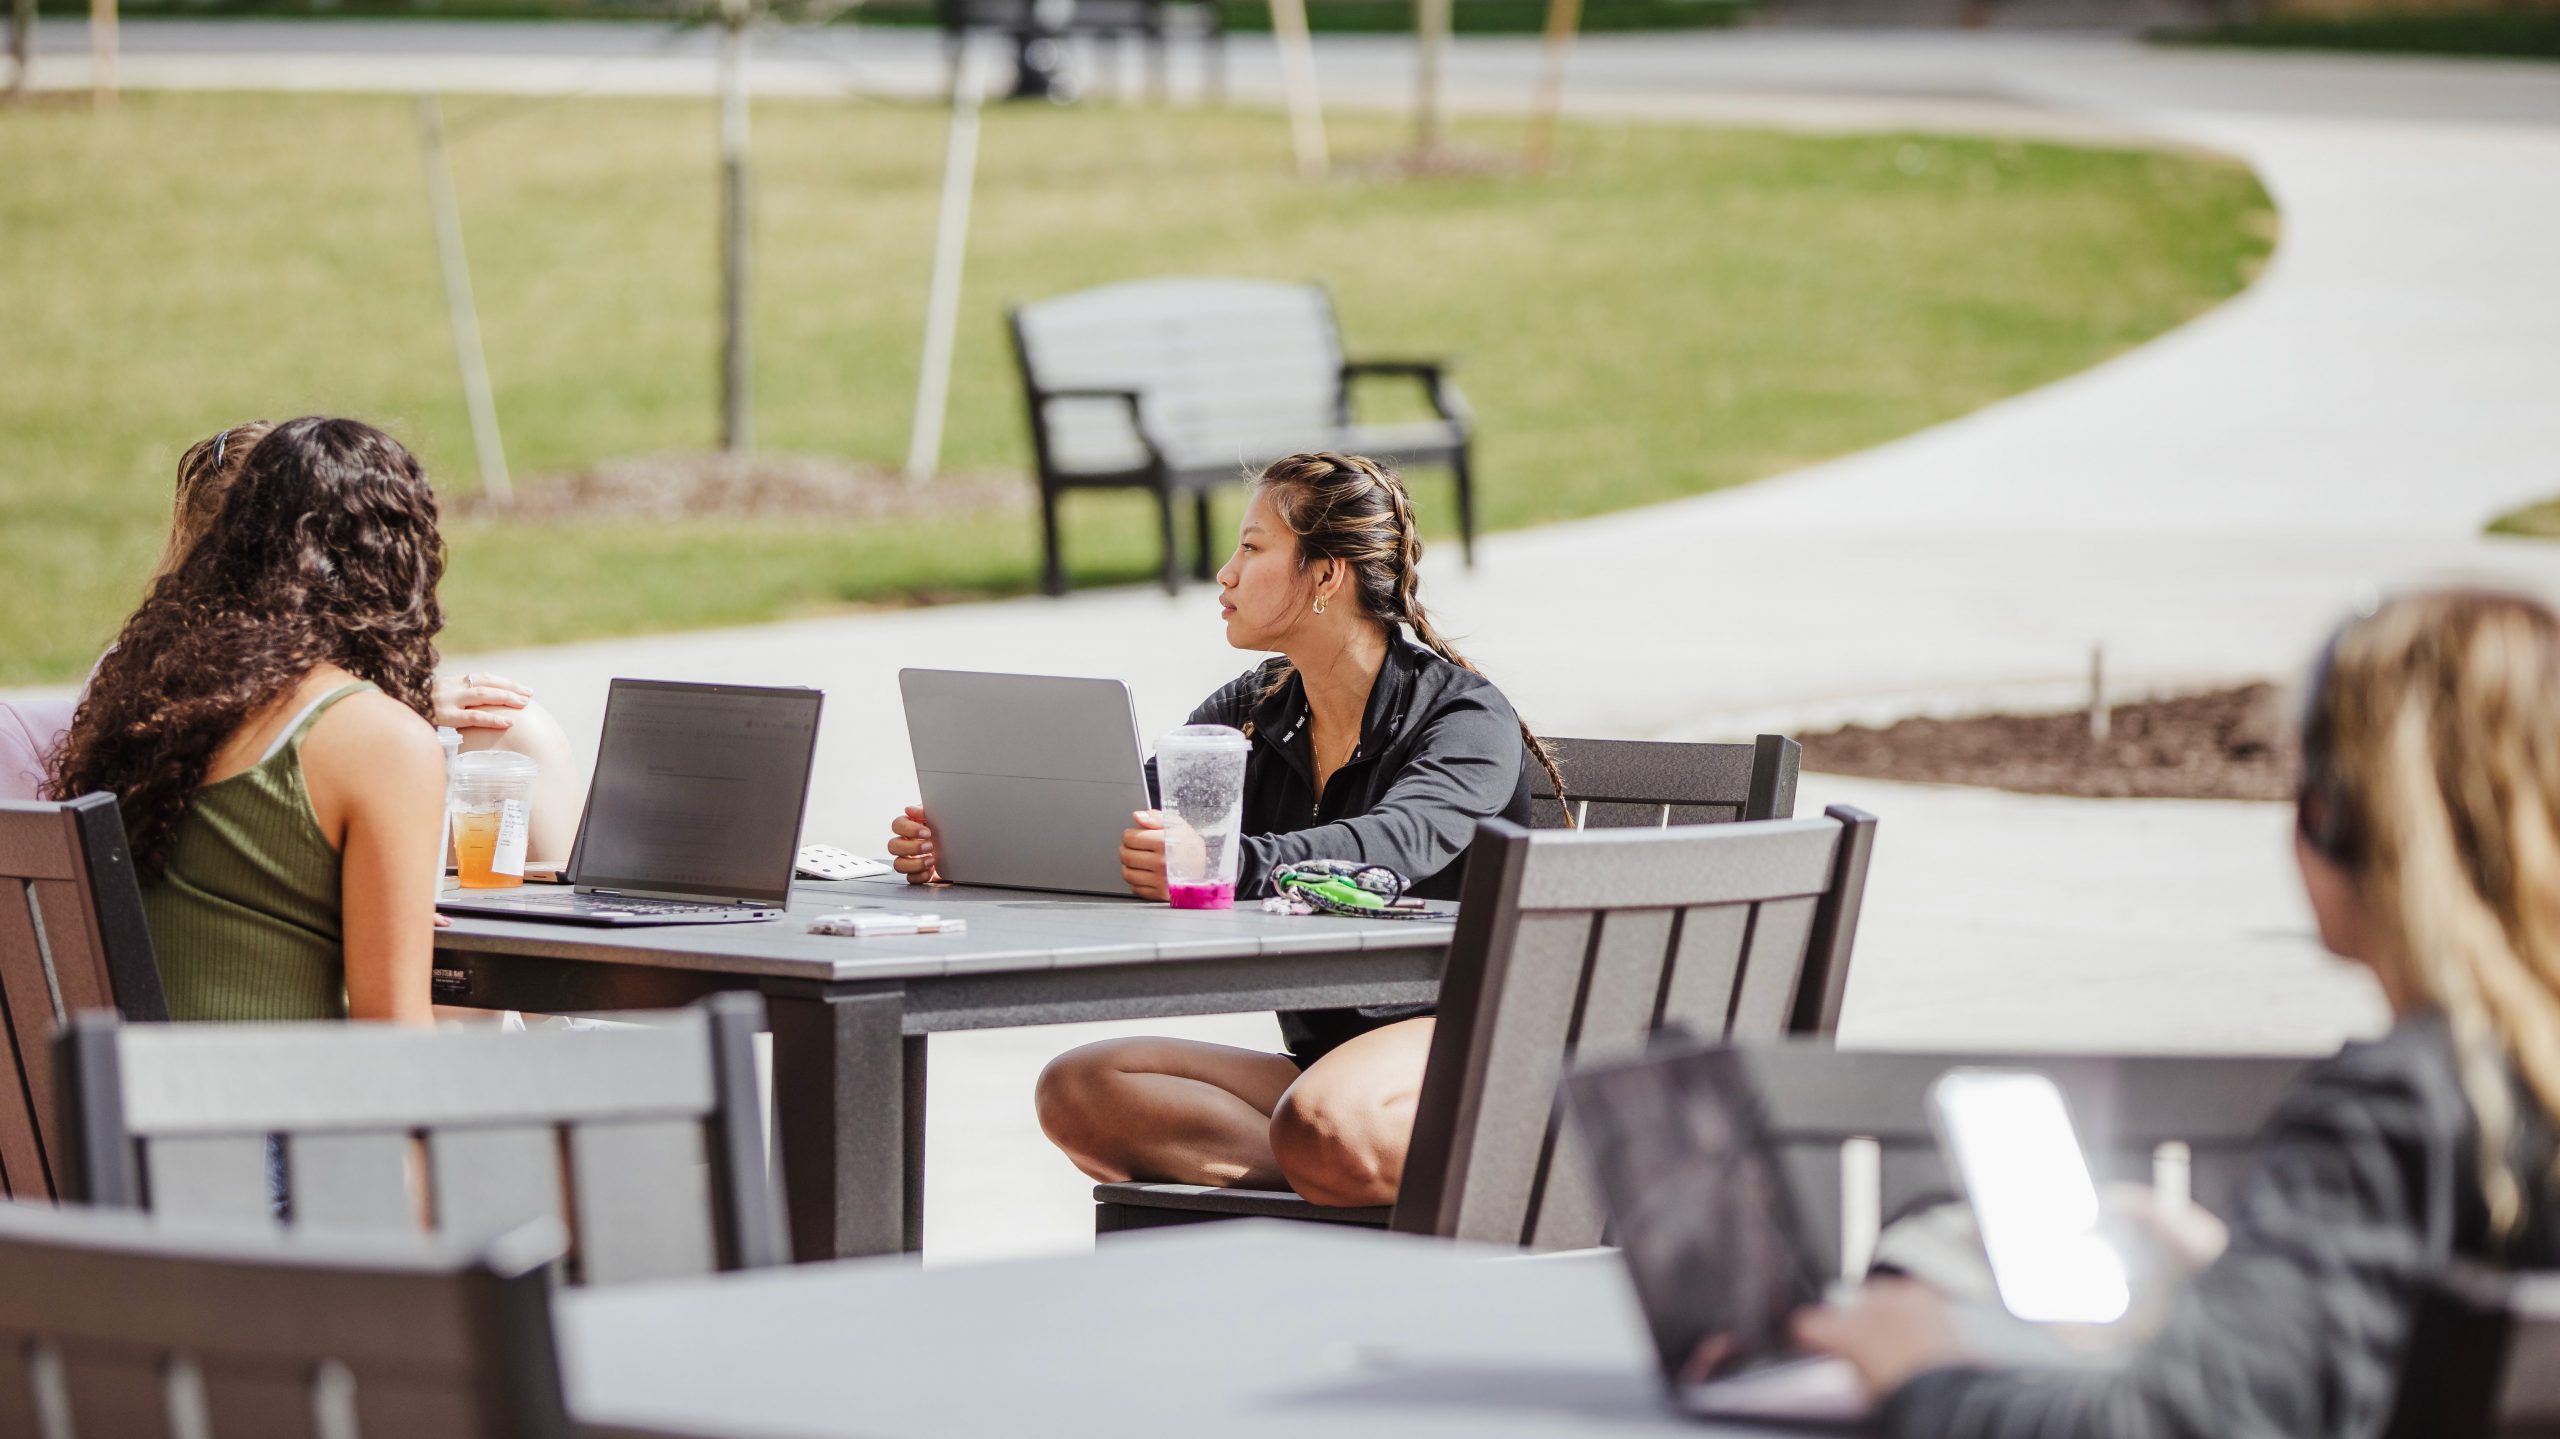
[1155,724,1250,909]
[449,749,539,889]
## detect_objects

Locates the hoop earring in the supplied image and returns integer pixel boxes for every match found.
[1312,595,1328,616]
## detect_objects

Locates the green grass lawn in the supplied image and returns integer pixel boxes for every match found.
[0,94,2273,684]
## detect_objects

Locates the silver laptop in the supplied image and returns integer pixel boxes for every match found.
[898,668,1151,897]
[438,678,823,927]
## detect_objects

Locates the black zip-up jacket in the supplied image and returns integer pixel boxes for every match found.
[1883,1011,2560,1439]
[1154,636,1533,1064]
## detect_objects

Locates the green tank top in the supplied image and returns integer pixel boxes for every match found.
[141,682,378,1022]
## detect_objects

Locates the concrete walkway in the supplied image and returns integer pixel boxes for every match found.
[13,27,2559,1260]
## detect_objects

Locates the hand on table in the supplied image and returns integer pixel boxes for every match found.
[1120,810,1170,902]
[1792,1277,1971,1399]
[434,671,533,733]
[888,805,943,885]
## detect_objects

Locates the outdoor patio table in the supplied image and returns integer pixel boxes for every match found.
[431,876,1450,1263]
[559,1221,1812,1438]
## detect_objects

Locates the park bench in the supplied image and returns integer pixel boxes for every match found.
[0,793,167,1203]
[941,0,1226,102]
[1009,277,1477,595]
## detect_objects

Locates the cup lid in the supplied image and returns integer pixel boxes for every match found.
[450,749,540,780]
[1159,723,1249,749]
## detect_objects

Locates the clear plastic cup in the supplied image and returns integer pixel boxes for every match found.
[1156,724,1249,909]
[450,749,539,889]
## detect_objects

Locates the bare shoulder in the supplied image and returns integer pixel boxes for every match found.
[303,688,442,793]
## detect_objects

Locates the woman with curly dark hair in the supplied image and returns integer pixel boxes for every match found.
[47,417,450,1024]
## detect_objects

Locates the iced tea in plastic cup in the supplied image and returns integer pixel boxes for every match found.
[1156,724,1249,909]
[450,750,539,889]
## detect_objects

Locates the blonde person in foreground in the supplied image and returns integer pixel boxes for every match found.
[1800,588,2560,1438]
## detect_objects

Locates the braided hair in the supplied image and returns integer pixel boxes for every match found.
[1249,452,1571,824]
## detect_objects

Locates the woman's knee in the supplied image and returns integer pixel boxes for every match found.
[1034,1039,1165,1161]
[1270,1079,1407,1208]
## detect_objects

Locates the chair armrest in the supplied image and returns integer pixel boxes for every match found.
[1340,359,1470,424]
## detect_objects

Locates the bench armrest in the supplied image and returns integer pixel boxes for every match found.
[1340,359,1470,424]
[1030,386,1165,466]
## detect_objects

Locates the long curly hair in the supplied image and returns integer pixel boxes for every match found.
[1250,452,1571,825]
[47,417,447,876]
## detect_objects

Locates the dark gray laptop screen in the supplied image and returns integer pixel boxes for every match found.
[573,680,823,904]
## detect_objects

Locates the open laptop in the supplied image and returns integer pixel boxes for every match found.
[1566,1043,2090,1426]
[1565,1043,1874,1426]
[898,669,1151,897]
[438,678,823,927]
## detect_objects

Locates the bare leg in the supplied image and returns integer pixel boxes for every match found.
[455,697,582,861]
[1037,1037,1302,1188]
[1270,1017,1435,1208]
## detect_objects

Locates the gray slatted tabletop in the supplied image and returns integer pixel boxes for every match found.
[560,1222,1805,1439]
[432,877,1451,1263]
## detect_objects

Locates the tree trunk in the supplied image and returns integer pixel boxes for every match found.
[89,0,114,104]
[1523,0,1581,170]
[1413,0,1450,158]
[8,0,33,104]
[718,10,753,455]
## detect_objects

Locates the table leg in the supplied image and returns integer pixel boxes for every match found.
[767,989,912,1261]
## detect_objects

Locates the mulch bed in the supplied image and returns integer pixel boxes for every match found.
[1798,684,2298,801]
[456,453,1027,523]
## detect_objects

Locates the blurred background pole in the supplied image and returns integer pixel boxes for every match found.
[8,0,31,104]
[1523,0,1581,170]
[1412,0,1449,156]
[89,0,115,103]
[1267,0,1326,179]
[905,54,985,484]
[414,94,514,505]
[718,0,753,454]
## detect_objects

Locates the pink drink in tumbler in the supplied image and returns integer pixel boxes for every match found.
[1157,724,1249,910]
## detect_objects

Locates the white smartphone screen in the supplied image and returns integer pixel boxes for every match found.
[1931,1069,2130,1325]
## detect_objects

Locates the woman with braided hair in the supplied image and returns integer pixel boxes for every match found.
[889,452,1564,1206]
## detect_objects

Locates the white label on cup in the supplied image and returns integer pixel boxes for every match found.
[494,798,529,878]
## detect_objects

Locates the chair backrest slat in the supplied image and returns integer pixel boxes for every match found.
[0,1200,571,1439]
[143,1133,275,1225]
[61,994,784,1283]
[429,1123,572,1248]
[1731,894,1821,1036]
[1397,805,1878,1250]
[0,794,166,1201]
[1530,734,1801,831]
[567,1117,718,1285]
[288,1131,420,1233]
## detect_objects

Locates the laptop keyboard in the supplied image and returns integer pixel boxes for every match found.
[586,899,759,916]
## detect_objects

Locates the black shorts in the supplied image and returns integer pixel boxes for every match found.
[1280,1003,1436,1069]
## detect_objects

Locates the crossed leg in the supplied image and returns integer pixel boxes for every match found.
[1035,1017,1437,1209]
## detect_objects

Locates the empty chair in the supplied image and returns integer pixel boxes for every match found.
[1531,734,1800,830]
[0,1201,575,1439]
[0,792,168,1202]
[1095,805,1878,1245]
[57,993,784,1284]
[1009,277,1475,595]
